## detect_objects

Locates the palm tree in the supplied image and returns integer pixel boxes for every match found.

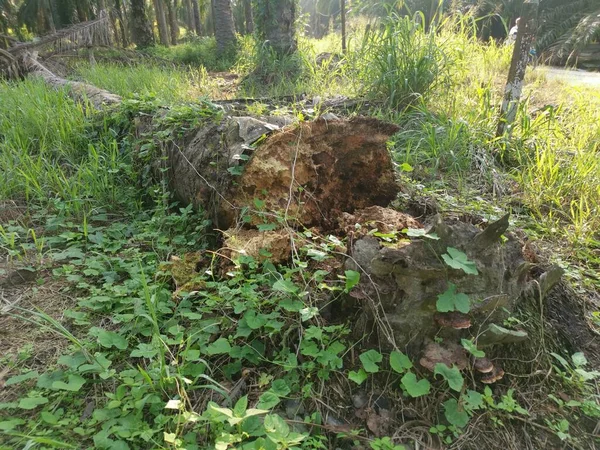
[130,0,154,47]
[255,0,296,56]
[213,0,235,53]
[537,0,600,63]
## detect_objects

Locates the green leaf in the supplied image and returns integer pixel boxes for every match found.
[41,411,59,425]
[270,379,291,397]
[443,398,470,428]
[5,371,39,386]
[264,414,290,439]
[344,270,360,291]
[442,247,478,275]
[461,339,485,358]
[348,369,368,385]
[404,228,440,240]
[463,390,484,412]
[571,352,588,368]
[257,392,280,410]
[244,310,268,330]
[18,397,48,410]
[52,374,86,392]
[401,372,431,397]
[273,279,298,294]
[436,283,470,313]
[279,298,304,312]
[205,338,231,355]
[434,363,464,392]
[300,307,319,321]
[390,351,413,373]
[360,350,383,373]
[95,330,128,350]
[0,419,25,431]
[233,395,248,417]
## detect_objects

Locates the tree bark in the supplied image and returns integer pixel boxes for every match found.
[153,0,171,46]
[191,0,202,35]
[255,0,296,56]
[166,0,179,44]
[213,0,236,54]
[497,0,539,137]
[130,0,155,47]
[244,0,253,34]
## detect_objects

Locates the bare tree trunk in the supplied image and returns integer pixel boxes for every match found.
[244,0,253,34]
[497,0,539,137]
[130,0,155,48]
[191,0,202,34]
[153,0,171,45]
[166,0,179,44]
[214,0,236,54]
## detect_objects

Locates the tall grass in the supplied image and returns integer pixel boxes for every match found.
[0,79,136,216]
[71,63,218,102]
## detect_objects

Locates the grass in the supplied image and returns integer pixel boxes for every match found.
[1,12,600,450]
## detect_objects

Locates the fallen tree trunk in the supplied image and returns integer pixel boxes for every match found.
[5,66,573,384]
[22,54,121,108]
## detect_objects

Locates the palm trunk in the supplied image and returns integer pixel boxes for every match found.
[256,0,296,56]
[214,0,236,54]
[166,0,179,44]
[185,0,195,34]
[114,0,129,47]
[244,0,253,34]
[191,0,202,35]
[130,0,155,48]
[153,0,170,45]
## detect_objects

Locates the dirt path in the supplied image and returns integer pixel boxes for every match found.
[540,66,600,88]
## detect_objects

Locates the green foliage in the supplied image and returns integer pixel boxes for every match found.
[360,349,383,373]
[436,283,471,313]
[355,12,451,110]
[441,247,478,275]
[400,372,431,398]
[434,363,464,392]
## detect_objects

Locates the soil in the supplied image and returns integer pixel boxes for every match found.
[0,261,76,401]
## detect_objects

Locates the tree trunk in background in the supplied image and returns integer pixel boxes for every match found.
[185,0,195,34]
[244,0,253,34]
[497,0,539,137]
[166,0,179,44]
[153,0,171,45]
[191,0,202,35]
[214,0,236,54]
[130,0,155,47]
[256,0,296,56]
[114,0,129,47]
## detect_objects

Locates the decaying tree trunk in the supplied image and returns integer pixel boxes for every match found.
[12,64,565,372]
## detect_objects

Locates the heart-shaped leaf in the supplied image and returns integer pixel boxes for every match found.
[401,372,431,397]
[348,369,368,385]
[390,350,413,373]
[360,350,383,373]
[442,247,478,275]
[434,363,464,392]
[436,283,470,313]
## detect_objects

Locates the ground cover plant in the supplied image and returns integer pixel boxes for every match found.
[1,7,600,450]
